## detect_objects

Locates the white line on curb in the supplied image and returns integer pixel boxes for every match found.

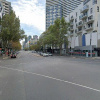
[0,66,100,93]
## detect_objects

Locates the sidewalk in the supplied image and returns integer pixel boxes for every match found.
[68,55,100,60]
[0,55,10,60]
[0,55,2,60]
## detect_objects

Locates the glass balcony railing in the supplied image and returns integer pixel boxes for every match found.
[77,28,82,34]
[85,25,93,31]
[70,16,74,21]
[81,13,88,19]
[81,5,89,13]
[70,22,74,26]
[87,15,94,23]
[77,21,83,27]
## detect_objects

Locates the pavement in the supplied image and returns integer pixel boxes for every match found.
[67,55,100,60]
[0,51,100,100]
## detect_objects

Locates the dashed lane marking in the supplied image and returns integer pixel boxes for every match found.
[0,66,100,93]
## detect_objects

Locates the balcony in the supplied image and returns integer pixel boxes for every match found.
[85,26,93,31]
[87,16,94,24]
[70,27,74,31]
[81,14,88,20]
[70,32,74,36]
[77,21,83,28]
[77,29,82,34]
[81,5,89,13]
[75,29,77,32]
[70,22,74,26]
[70,16,74,21]
[79,15,83,20]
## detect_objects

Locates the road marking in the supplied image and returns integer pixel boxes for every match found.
[0,66,100,93]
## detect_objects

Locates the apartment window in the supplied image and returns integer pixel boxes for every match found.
[93,0,97,4]
[84,19,87,23]
[97,6,99,12]
[90,8,93,14]
[97,22,98,27]
[84,26,86,29]
[75,18,77,22]
[88,23,93,28]
[76,12,77,17]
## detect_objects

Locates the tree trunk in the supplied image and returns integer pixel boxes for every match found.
[52,44,54,53]
[60,45,62,56]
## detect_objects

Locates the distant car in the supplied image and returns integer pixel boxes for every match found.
[32,51,36,53]
[42,53,49,57]
[47,52,53,56]
[32,51,34,53]
[16,51,20,54]
[40,52,44,56]
[11,52,17,58]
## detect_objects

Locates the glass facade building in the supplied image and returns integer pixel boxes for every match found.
[46,0,83,29]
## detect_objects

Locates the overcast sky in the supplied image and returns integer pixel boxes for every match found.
[7,0,46,37]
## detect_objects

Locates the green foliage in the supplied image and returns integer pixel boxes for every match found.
[0,10,25,49]
[39,17,69,55]
[24,47,29,51]
[12,41,21,50]
[29,41,41,51]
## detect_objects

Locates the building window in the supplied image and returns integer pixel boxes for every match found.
[90,8,93,14]
[93,0,97,4]
[84,0,90,5]
[75,18,77,22]
[97,22,98,27]
[76,12,77,17]
[84,19,87,23]
[97,6,99,12]
[84,26,86,29]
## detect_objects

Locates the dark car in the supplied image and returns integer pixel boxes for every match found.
[11,52,17,58]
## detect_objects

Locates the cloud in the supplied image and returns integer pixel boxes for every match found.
[11,0,45,33]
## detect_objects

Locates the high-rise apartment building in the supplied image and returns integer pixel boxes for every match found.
[66,0,100,56]
[33,35,38,40]
[0,0,11,15]
[0,1,3,18]
[46,0,83,29]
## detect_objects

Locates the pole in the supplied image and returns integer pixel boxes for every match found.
[90,32,92,57]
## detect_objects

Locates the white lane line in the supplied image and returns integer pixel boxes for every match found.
[0,66,100,93]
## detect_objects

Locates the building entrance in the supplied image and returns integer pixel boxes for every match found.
[94,48,100,57]
[98,50,100,56]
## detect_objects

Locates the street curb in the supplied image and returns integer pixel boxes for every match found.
[3,57,9,60]
[71,56,100,60]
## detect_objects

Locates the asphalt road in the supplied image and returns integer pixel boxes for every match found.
[0,51,100,100]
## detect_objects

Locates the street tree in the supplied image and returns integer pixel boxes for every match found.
[43,25,57,53]
[0,10,25,51]
[11,41,21,50]
[54,17,69,55]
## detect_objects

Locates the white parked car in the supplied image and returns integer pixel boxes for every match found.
[42,53,49,57]
[47,52,53,56]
